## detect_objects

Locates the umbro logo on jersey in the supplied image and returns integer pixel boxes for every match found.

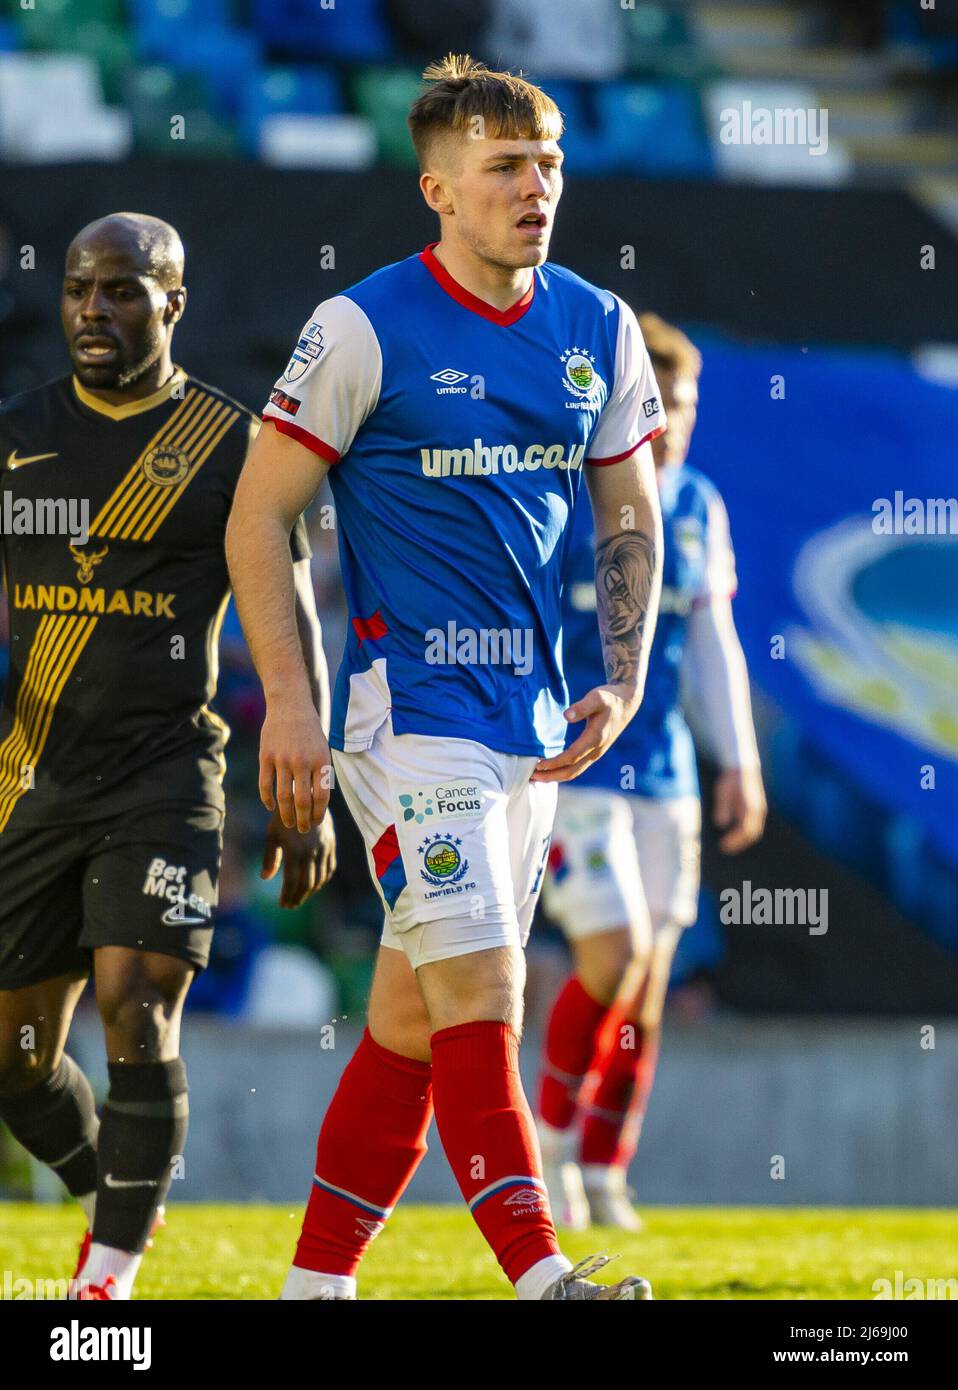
[6,449,59,470]
[430,368,470,395]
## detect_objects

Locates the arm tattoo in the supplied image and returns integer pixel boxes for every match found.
[594,530,657,686]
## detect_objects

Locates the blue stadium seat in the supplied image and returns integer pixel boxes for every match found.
[130,0,233,28]
[595,81,712,175]
[238,65,342,157]
[135,23,262,117]
[538,80,620,176]
[250,0,393,61]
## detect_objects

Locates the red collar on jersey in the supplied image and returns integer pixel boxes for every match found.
[418,243,535,326]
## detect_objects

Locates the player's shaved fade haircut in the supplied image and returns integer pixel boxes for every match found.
[68,212,185,291]
[408,53,563,170]
[638,313,702,380]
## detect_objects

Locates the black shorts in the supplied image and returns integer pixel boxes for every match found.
[0,803,224,989]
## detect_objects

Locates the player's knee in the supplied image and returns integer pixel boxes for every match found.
[0,1044,58,1098]
[97,987,180,1057]
[577,932,642,1006]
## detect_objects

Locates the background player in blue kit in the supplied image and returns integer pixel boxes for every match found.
[225,55,667,1300]
[537,313,767,1230]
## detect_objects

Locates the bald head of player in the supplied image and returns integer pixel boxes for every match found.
[61,213,187,402]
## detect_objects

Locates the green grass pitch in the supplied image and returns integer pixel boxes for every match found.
[3,1204,957,1299]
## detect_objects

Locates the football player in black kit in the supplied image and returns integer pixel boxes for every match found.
[0,213,336,1299]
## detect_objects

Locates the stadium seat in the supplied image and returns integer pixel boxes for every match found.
[124,64,239,156]
[135,22,262,117]
[129,0,232,29]
[238,64,341,157]
[250,0,393,62]
[0,52,131,161]
[596,81,713,175]
[28,20,134,103]
[258,113,377,170]
[703,80,854,186]
[538,80,620,176]
[15,0,125,46]
[621,0,700,75]
[351,66,423,168]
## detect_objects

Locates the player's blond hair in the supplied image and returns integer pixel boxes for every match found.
[407,54,563,170]
[639,313,702,380]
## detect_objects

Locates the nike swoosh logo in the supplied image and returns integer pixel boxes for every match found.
[103,1174,159,1190]
[6,450,59,470]
[161,906,208,926]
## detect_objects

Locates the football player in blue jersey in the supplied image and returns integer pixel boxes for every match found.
[226,55,667,1300]
[536,313,767,1230]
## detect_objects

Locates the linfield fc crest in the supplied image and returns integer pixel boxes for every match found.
[561,347,601,400]
[142,444,190,487]
[284,320,325,383]
[418,834,470,888]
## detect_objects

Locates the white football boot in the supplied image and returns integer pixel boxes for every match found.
[582,1165,644,1231]
[537,1121,589,1231]
[545,1254,653,1300]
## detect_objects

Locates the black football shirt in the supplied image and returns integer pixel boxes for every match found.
[0,368,309,831]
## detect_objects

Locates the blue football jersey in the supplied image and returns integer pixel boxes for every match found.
[561,463,737,797]
[263,245,665,758]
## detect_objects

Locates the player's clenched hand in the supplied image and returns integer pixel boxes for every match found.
[713,766,767,853]
[530,683,639,783]
[261,810,337,908]
[258,702,332,832]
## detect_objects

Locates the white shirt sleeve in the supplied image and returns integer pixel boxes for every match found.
[262,295,382,464]
[587,296,667,465]
[682,597,762,771]
[695,485,738,606]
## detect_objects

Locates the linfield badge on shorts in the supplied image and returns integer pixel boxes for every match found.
[398,783,485,825]
[284,321,325,383]
[561,347,602,400]
[141,444,191,487]
[418,834,471,888]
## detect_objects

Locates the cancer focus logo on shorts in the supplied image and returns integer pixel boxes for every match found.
[418,834,473,892]
[398,782,485,825]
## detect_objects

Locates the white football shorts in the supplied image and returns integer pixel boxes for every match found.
[332,717,558,969]
[541,785,701,938]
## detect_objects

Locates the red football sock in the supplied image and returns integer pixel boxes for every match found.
[538,975,610,1130]
[580,1015,661,1168]
[294,1028,433,1276]
[431,1021,561,1286]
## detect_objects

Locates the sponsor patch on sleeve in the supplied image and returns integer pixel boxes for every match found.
[269,388,301,416]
